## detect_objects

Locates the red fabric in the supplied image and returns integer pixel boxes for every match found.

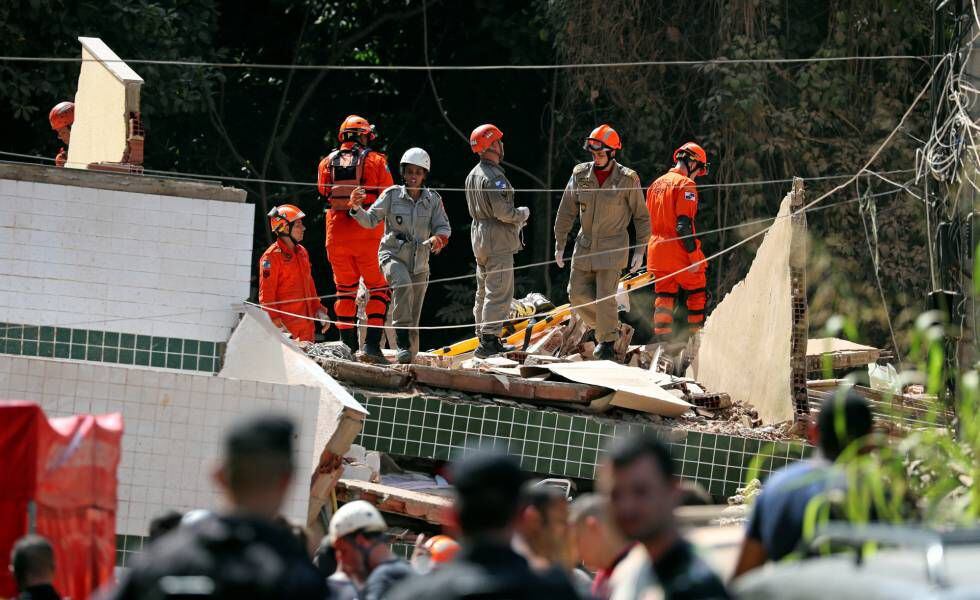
[317,143,394,244]
[258,240,324,342]
[645,167,706,273]
[594,165,612,187]
[329,244,390,330]
[0,402,122,600]
[652,269,707,337]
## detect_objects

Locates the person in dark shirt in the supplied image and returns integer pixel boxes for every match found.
[386,452,580,600]
[607,432,729,600]
[10,535,61,600]
[105,414,327,600]
[732,389,874,577]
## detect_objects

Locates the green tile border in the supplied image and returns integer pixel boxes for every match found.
[0,322,225,374]
[116,534,145,568]
[354,391,811,500]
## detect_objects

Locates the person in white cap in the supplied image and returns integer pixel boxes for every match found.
[329,500,413,600]
[349,147,451,364]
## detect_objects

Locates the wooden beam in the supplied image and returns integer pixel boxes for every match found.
[409,363,607,405]
[335,479,453,525]
[315,358,412,390]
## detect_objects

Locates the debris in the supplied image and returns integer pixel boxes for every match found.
[307,341,355,362]
[612,322,635,362]
[728,478,762,506]
[688,392,732,410]
[540,361,692,417]
[807,338,883,373]
[334,479,453,525]
[526,326,566,356]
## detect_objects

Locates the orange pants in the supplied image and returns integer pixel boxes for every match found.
[652,269,706,340]
[329,243,390,330]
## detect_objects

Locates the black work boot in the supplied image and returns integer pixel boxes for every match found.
[395,329,413,365]
[338,327,358,355]
[358,326,386,364]
[592,341,616,361]
[474,334,513,359]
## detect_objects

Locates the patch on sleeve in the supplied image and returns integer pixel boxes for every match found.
[494,178,509,190]
[684,191,697,201]
[261,259,272,278]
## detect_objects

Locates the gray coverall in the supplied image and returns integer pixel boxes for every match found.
[554,160,650,343]
[351,185,451,355]
[465,159,527,336]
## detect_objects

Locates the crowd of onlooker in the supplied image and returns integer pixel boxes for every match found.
[9,389,875,599]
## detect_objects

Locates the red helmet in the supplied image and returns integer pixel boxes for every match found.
[424,535,460,564]
[469,124,503,154]
[673,142,708,176]
[338,115,376,142]
[583,124,621,151]
[49,101,74,130]
[268,204,305,235]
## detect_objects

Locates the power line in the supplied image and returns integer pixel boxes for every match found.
[0,54,943,72]
[0,151,916,194]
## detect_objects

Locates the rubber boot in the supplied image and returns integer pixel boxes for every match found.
[358,326,386,364]
[395,329,413,365]
[338,327,358,355]
[474,334,514,359]
[592,341,616,361]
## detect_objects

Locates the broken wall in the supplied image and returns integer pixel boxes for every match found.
[691,179,808,424]
[66,37,143,170]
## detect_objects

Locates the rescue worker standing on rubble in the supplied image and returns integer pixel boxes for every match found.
[349,147,451,364]
[465,124,530,359]
[258,204,330,343]
[646,142,710,342]
[49,101,73,167]
[318,115,395,362]
[554,125,650,360]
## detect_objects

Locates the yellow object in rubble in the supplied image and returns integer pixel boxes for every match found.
[429,269,651,357]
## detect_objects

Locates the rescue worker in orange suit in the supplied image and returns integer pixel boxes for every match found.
[258,204,331,343]
[646,142,710,342]
[49,101,74,167]
[317,115,395,361]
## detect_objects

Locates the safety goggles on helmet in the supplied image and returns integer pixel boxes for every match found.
[584,139,613,152]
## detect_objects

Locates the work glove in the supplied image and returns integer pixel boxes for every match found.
[350,186,367,207]
[555,249,565,269]
[516,206,530,223]
[629,251,644,274]
[316,307,331,334]
[425,235,449,254]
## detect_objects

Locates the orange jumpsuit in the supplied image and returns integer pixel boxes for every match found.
[258,239,325,342]
[317,143,394,332]
[645,167,707,339]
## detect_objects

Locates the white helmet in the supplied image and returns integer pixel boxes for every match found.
[328,500,387,545]
[400,147,431,172]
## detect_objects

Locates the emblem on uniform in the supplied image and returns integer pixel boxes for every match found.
[396,215,403,225]
[495,179,507,189]
[262,259,271,278]
[684,191,696,201]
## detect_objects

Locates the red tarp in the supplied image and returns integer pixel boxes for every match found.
[0,401,122,600]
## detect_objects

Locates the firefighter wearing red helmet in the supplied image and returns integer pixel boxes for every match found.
[645,142,710,341]
[49,101,74,167]
[554,124,650,360]
[317,115,394,361]
[259,204,330,343]
[465,124,530,359]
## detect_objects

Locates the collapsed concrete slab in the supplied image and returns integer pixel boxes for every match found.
[66,37,144,171]
[691,179,809,424]
[219,306,368,534]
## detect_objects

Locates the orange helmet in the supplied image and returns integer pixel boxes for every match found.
[583,124,621,151]
[338,115,376,142]
[469,124,503,154]
[49,101,74,130]
[673,142,708,176]
[424,535,460,564]
[268,204,305,236]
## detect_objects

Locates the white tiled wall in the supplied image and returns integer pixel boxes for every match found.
[0,179,253,342]
[0,355,318,534]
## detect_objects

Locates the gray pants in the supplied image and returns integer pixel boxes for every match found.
[568,267,620,343]
[381,259,429,356]
[474,253,514,336]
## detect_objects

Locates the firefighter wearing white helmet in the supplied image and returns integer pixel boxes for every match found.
[329,500,413,596]
[350,147,451,364]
